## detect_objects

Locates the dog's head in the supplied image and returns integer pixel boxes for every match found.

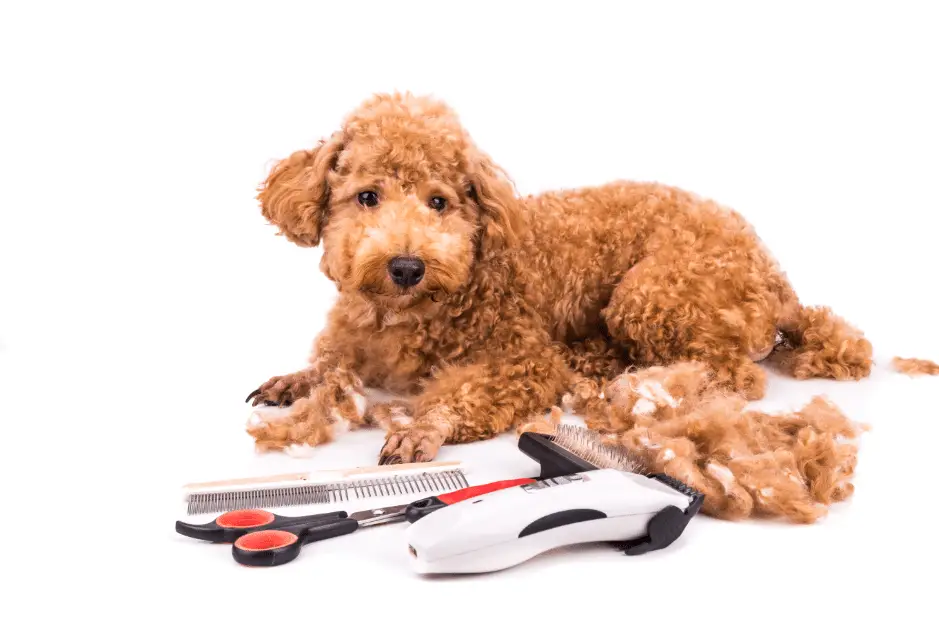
[258,93,522,308]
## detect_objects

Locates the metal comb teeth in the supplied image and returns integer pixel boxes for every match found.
[186,484,330,515]
[323,469,468,502]
[551,424,646,474]
[185,469,469,516]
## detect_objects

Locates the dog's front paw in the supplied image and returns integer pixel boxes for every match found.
[245,371,314,407]
[378,423,447,464]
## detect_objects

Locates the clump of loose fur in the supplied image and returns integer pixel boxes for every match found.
[568,362,868,524]
[364,399,415,433]
[891,356,939,376]
[246,367,368,453]
[516,406,563,436]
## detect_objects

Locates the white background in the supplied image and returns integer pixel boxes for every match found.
[2,1,937,626]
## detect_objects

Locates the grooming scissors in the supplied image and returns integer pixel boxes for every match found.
[175,477,534,566]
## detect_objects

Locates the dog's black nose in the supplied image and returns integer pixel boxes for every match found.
[388,256,425,287]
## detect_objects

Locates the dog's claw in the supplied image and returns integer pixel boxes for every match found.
[379,424,444,464]
[245,389,261,404]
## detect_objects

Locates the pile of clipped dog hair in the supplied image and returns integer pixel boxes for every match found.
[520,361,868,524]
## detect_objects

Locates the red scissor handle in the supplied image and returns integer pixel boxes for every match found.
[216,509,276,528]
[175,509,347,543]
[232,517,360,567]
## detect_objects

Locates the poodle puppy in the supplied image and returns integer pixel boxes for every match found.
[245,92,872,465]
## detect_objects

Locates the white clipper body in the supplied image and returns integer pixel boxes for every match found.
[405,468,699,574]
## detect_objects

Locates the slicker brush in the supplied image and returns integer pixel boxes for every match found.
[549,424,647,474]
[518,423,650,479]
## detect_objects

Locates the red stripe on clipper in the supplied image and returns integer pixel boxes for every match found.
[235,530,297,552]
[438,478,535,504]
[216,509,275,528]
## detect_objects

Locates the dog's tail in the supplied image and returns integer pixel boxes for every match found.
[767,289,873,381]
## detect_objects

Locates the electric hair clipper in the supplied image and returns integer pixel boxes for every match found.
[404,468,701,574]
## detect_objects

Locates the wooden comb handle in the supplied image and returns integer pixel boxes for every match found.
[182,472,312,490]
[336,460,461,477]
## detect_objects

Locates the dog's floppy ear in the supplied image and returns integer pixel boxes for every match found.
[257,134,343,247]
[467,149,524,251]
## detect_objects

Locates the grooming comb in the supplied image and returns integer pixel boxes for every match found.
[517,424,704,555]
[182,460,469,515]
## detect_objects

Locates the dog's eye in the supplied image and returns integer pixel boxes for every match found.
[357,191,379,207]
[429,197,447,212]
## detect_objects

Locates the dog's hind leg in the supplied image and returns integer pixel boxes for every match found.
[600,251,783,400]
[766,299,873,380]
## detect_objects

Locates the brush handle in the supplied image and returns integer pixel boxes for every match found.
[517,431,595,479]
[182,459,462,490]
